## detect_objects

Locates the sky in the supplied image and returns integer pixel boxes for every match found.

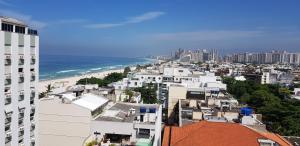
[0,0,300,57]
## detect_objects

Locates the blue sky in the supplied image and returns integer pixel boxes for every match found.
[0,0,300,57]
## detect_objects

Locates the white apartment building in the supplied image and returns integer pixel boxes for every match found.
[0,17,39,146]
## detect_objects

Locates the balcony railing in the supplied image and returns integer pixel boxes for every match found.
[19,74,24,83]
[5,59,11,66]
[19,58,24,65]
[19,94,24,101]
[5,124,10,132]
[5,117,11,125]
[19,120,24,127]
[5,135,11,144]
[31,74,36,82]
[19,112,24,119]
[5,95,11,105]
[5,74,11,86]
[31,57,36,65]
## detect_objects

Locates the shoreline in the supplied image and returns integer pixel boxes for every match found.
[38,59,157,93]
[38,68,125,93]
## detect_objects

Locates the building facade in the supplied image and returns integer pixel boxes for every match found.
[0,17,39,146]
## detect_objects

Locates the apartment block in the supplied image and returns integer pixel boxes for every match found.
[0,17,38,146]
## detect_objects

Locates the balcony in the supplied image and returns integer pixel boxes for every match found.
[30,132,35,139]
[5,134,11,144]
[31,123,35,131]
[31,57,36,65]
[5,74,11,86]
[30,108,35,115]
[19,94,24,101]
[5,94,11,105]
[5,58,11,66]
[5,117,11,125]
[19,119,24,127]
[19,128,24,143]
[5,124,11,132]
[31,73,36,82]
[19,112,25,120]
[30,98,34,104]
[19,58,24,65]
[19,74,24,83]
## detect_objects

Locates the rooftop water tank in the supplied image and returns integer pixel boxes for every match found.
[149,108,156,113]
[140,107,146,113]
[240,107,253,116]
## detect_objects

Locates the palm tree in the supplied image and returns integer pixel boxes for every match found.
[45,84,54,93]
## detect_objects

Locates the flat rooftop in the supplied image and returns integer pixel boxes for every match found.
[95,102,158,123]
[0,16,26,26]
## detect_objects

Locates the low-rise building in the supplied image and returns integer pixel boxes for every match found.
[89,103,162,146]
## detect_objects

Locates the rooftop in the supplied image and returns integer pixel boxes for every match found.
[0,16,26,26]
[162,121,292,146]
[95,102,158,123]
[72,93,109,111]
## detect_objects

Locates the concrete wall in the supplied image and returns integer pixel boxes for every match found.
[38,98,91,146]
[167,86,187,118]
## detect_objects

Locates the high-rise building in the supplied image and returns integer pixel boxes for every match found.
[0,17,38,146]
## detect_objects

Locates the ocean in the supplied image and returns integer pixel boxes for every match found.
[39,54,153,80]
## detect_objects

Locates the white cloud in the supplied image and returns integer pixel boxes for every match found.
[0,9,47,29]
[85,11,165,29]
[126,11,165,23]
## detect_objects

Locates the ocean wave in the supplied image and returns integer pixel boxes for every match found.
[56,70,77,73]
[90,67,102,71]
[80,71,91,74]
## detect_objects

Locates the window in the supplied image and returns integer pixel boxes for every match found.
[18,68,23,73]
[15,26,25,34]
[1,23,13,32]
[28,29,38,35]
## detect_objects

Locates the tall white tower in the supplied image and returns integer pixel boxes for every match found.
[0,17,39,146]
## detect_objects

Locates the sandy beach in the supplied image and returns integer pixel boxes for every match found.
[38,68,124,92]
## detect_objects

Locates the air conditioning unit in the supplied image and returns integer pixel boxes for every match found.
[20,91,24,95]
[19,127,24,131]
[19,55,24,59]
[5,55,11,59]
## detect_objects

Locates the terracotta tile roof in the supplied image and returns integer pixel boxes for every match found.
[162,121,292,146]
[260,133,292,146]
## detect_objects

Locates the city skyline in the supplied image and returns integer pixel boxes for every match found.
[0,0,300,57]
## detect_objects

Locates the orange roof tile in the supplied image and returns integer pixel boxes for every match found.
[260,133,292,146]
[162,121,292,146]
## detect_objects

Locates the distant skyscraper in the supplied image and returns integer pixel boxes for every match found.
[0,17,38,146]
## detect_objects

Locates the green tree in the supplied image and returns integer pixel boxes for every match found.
[223,76,300,136]
[86,140,98,146]
[77,73,124,87]
[133,83,158,104]
[125,89,134,102]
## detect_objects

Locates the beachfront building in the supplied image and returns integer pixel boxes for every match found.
[0,17,39,146]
